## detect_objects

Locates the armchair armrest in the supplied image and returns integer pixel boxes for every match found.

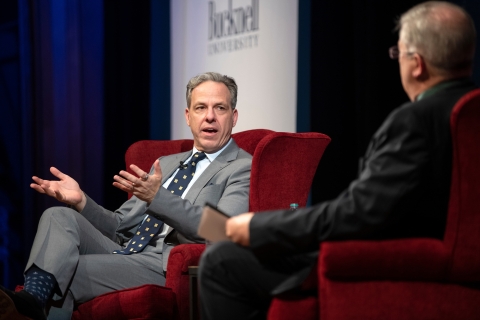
[166,244,206,284]
[319,238,450,281]
[165,244,206,320]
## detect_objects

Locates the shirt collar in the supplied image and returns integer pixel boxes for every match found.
[416,78,469,101]
[192,138,233,162]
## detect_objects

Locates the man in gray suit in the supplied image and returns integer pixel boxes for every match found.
[0,72,251,320]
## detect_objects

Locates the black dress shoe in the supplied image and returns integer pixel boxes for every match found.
[0,285,46,320]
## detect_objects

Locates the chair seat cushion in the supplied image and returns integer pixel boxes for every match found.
[72,284,177,320]
[320,238,449,281]
[268,294,318,320]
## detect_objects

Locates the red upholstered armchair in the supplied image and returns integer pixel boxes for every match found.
[268,90,480,320]
[72,129,331,320]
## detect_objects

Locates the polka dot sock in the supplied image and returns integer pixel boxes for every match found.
[23,265,57,308]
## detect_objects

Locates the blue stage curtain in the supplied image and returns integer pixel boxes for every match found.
[29,0,104,211]
[0,0,104,287]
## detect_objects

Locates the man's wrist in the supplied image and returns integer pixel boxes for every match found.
[75,193,87,212]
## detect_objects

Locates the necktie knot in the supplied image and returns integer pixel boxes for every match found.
[189,152,207,167]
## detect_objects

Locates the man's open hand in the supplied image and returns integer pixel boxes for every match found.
[113,159,162,204]
[31,167,86,211]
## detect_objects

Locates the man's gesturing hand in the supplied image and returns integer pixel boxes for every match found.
[113,159,162,204]
[31,167,86,211]
[226,212,254,246]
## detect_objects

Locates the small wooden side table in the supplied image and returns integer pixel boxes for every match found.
[188,266,199,320]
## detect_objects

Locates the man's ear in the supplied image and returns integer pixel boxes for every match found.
[232,109,238,127]
[184,107,191,126]
[412,53,427,79]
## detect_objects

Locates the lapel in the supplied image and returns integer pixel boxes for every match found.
[184,140,240,204]
[162,140,240,238]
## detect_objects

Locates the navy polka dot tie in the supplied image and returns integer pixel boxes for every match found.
[113,152,207,255]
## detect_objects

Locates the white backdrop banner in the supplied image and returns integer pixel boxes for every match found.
[170,0,299,139]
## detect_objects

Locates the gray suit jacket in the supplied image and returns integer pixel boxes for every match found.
[80,140,252,270]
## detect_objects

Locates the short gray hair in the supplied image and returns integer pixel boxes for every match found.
[397,1,476,73]
[186,72,238,109]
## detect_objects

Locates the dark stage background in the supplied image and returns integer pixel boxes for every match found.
[0,0,479,288]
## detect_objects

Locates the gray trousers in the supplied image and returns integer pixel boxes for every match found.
[25,207,166,319]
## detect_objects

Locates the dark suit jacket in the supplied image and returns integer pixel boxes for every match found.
[249,79,477,292]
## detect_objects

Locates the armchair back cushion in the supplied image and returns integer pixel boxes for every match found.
[124,129,274,199]
[249,132,330,211]
[444,88,480,282]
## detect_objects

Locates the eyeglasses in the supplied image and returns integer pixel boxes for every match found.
[389,45,415,59]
